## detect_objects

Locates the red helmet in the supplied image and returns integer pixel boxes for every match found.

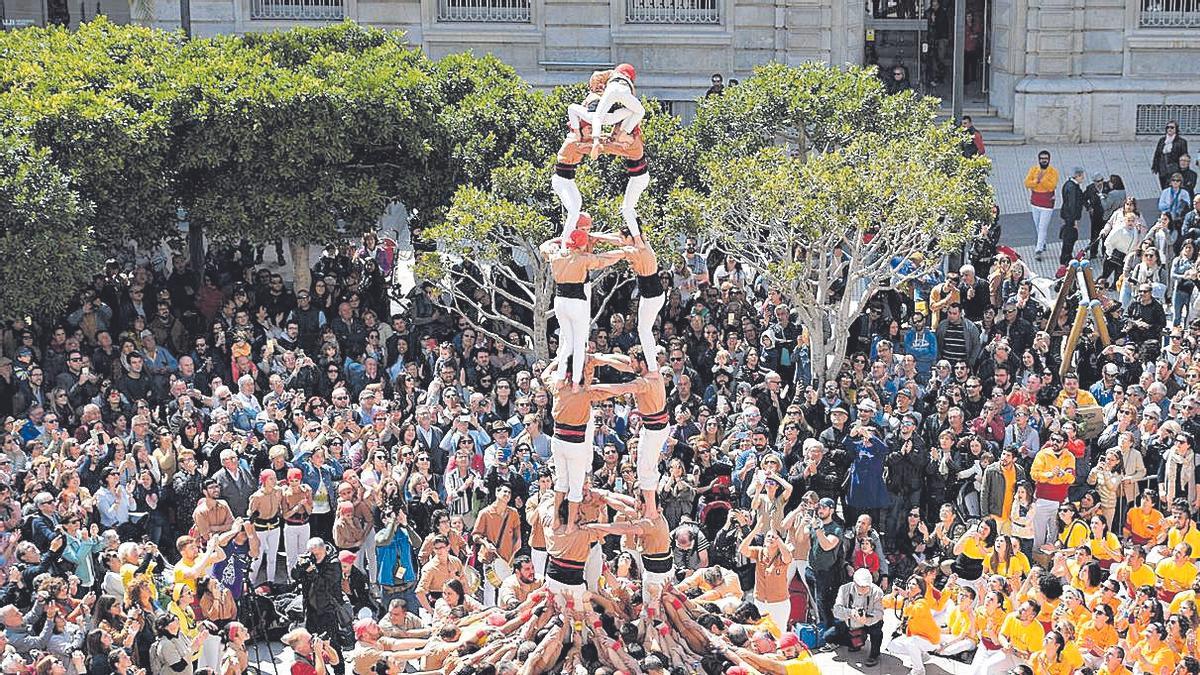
[615,63,636,82]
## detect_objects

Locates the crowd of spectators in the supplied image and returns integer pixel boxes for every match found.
[4,182,1200,675]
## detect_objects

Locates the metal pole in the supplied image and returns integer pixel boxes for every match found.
[180,0,190,36]
[951,0,965,122]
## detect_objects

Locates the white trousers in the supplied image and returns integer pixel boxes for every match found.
[551,175,583,238]
[483,577,498,606]
[358,526,377,582]
[552,436,591,502]
[553,295,590,385]
[637,424,671,491]
[592,83,645,134]
[567,104,631,133]
[251,527,281,584]
[531,548,548,579]
[643,567,675,605]
[635,292,665,367]
[755,598,792,633]
[936,635,977,656]
[283,522,310,575]
[1032,205,1054,251]
[585,543,604,590]
[884,635,936,675]
[1032,498,1061,549]
[199,634,223,671]
[547,576,586,608]
[622,173,650,237]
[969,646,1018,675]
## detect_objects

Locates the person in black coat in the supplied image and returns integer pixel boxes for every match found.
[1083,173,1108,258]
[1059,167,1086,265]
[1152,122,1189,189]
[292,540,349,647]
[337,550,378,616]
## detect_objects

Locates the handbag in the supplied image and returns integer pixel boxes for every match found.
[847,627,867,650]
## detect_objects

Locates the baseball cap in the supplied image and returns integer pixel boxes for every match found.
[1103,363,1119,375]
[139,329,154,339]
[858,399,877,412]
[338,550,357,564]
[1142,406,1161,419]
[490,420,509,434]
[818,497,836,509]
[853,568,873,587]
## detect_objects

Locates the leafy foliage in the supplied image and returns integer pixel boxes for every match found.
[0,135,95,322]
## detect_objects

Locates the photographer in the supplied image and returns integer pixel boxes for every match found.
[283,628,340,675]
[820,568,885,666]
[291,538,348,660]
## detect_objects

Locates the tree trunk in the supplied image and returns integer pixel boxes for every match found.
[188,219,205,287]
[290,239,311,293]
[532,289,551,362]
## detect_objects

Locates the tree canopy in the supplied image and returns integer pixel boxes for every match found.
[0,20,993,357]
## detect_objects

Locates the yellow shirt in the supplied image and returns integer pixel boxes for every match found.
[1001,464,1016,522]
[1001,613,1045,655]
[1141,643,1179,674]
[782,656,820,675]
[1087,532,1122,561]
[1031,449,1076,485]
[1156,557,1199,591]
[1036,597,1060,626]
[884,594,940,645]
[959,536,987,560]
[946,606,977,640]
[986,551,1031,579]
[975,605,1006,639]
[1168,524,1200,559]
[1126,507,1164,541]
[1058,520,1089,548]
[1169,588,1197,615]
[1025,165,1061,194]
[1077,620,1118,656]
[1111,561,1158,591]
[1030,649,1073,675]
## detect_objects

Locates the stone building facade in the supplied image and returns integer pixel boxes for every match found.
[8,0,1200,141]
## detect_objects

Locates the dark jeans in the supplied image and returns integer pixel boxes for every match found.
[822,619,885,658]
[1059,221,1079,265]
[806,565,841,628]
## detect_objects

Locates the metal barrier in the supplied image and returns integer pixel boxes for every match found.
[250,0,343,20]
[437,0,530,23]
[625,0,719,24]
[1137,104,1200,136]
[1139,0,1200,27]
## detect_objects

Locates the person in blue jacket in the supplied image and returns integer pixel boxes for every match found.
[902,311,939,383]
[844,424,892,530]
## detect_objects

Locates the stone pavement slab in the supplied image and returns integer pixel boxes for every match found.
[986,141,1163,216]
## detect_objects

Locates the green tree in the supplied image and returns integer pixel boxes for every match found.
[0,135,95,323]
[700,66,988,381]
[0,20,183,248]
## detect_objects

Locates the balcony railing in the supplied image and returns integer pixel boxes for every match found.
[1137,105,1200,136]
[625,0,719,24]
[249,0,343,20]
[1139,0,1200,27]
[437,0,530,22]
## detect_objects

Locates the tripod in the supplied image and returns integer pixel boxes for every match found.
[231,552,280,675]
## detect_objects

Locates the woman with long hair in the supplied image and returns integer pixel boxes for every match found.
[431,579,484,624]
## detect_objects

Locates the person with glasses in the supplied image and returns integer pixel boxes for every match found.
[1153,121,1189,189]
[1161,172,1194,234]
[1030,434,1076,553]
